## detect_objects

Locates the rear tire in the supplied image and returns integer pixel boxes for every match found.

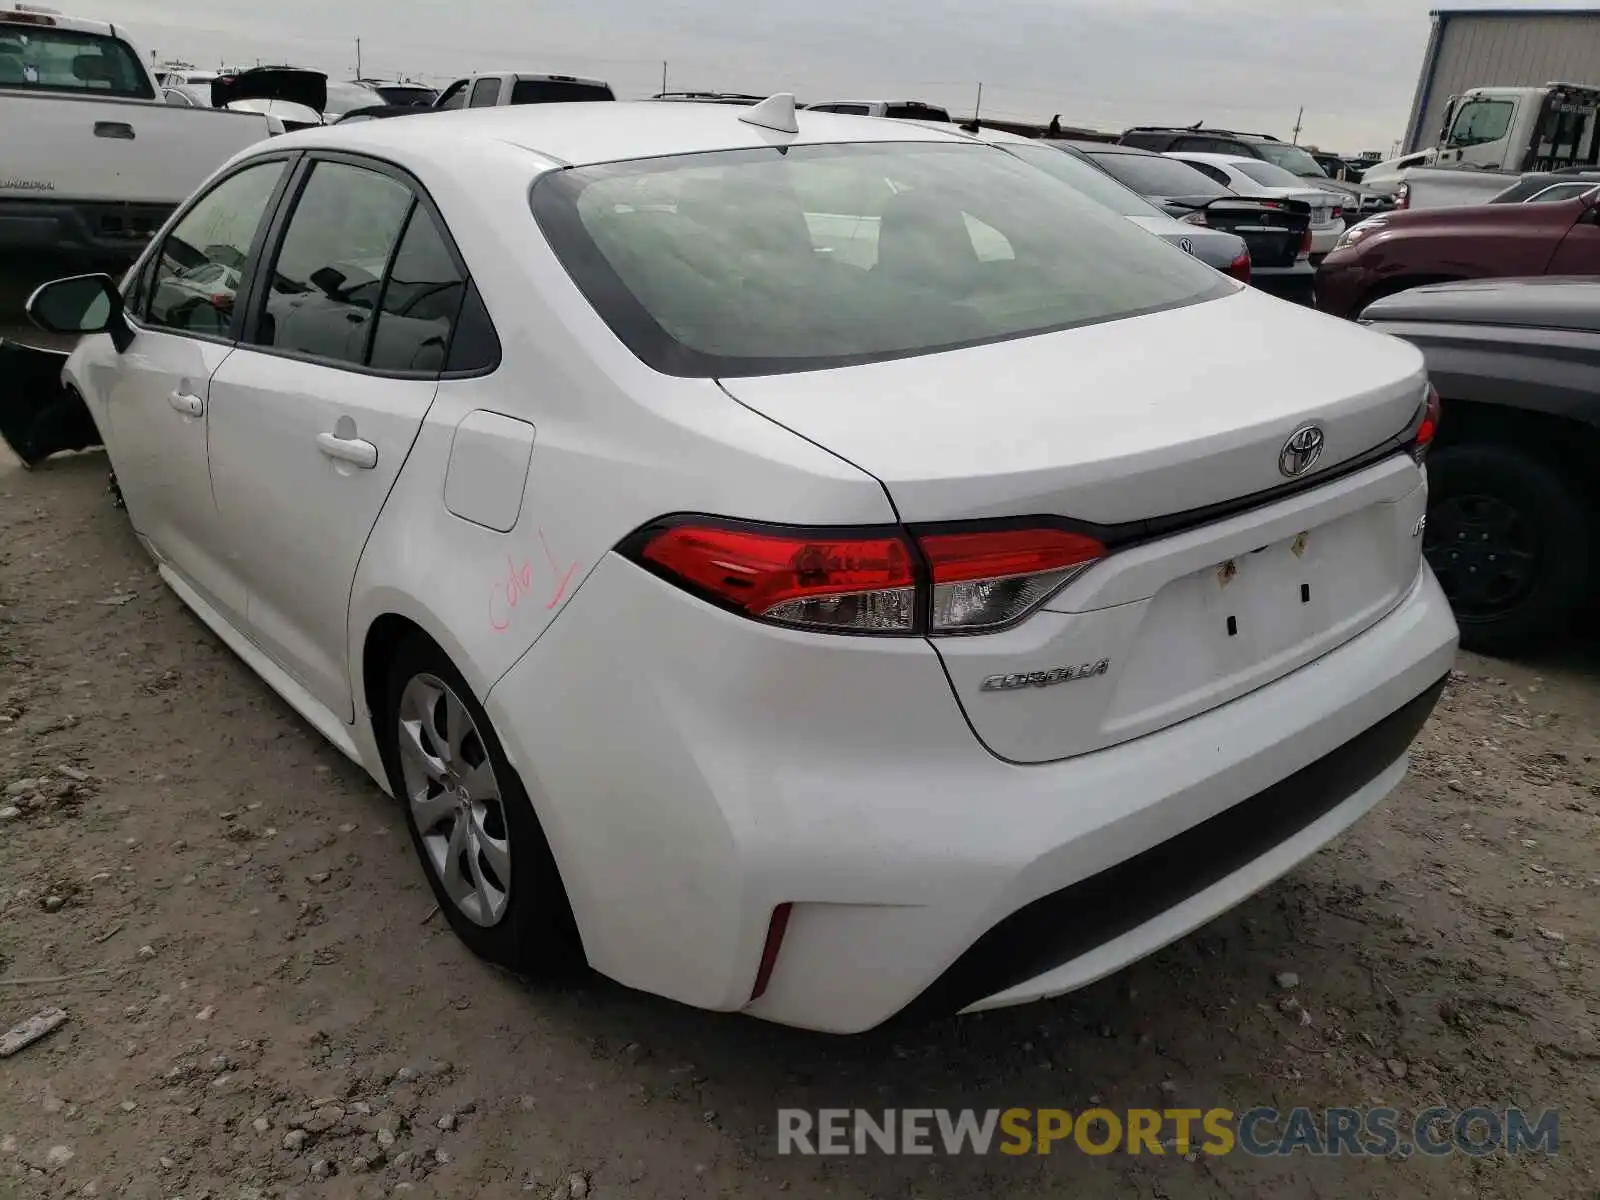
[1424,443,1593,655]
[378,633,584,976]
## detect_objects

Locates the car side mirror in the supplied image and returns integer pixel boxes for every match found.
[26,273,134,352]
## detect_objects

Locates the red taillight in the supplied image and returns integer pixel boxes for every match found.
[1226,248,1252,284]
[1299,228,1313,256]
[1413,384,1441,462]
[638,523,917,632]
[627,519,1106,636]
[1395,183,1411,211]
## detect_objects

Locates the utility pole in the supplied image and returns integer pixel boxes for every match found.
[661,60,668,95]
[974,80,983,122]
[355,37,362,79]
[1291,106,1304,145]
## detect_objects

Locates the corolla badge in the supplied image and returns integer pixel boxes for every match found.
[981,660,1111,692]
[1279,423,1326,478]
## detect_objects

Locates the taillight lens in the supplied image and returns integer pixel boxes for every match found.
[638,524,916,633]
[1412,384,1441,463]
[921,528,1104,633]
[1226,249,1251,284]
[626,519,1105,636]
[1395,182,1411,211]
[1179,211,1208,226]
[1299,228,1313,256]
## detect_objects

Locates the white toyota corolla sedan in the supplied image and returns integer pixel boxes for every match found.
[26,96,1457,1033]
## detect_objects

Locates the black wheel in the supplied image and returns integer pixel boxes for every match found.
[1424,443,1593,655]
[378,633,584,975]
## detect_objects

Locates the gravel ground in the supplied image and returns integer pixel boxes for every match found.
[1,429,1598,1199]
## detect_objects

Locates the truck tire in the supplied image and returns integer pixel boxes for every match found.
[1424,443,1593,656]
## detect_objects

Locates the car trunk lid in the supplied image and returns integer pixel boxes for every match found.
[1173,196,1310,268]
[720,287,1431,762]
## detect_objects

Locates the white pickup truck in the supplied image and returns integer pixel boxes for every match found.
[1373,82,1600,210]
[0,4,275,266]
[431,72,614,110]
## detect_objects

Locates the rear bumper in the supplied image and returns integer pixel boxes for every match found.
[487,555,1457,1033]
[0,198,169,263]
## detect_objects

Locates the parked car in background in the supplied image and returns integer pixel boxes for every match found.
[0,7,275,268]
[924,124,1251,281]
[1359,150,1435,200]
[335,103,423,125]
[212,66,326,132]
[1361,279,1600,652]
[1118,126,1392,220]
[1488,171,1600,204]
[357,79,436,108]
[433,72,613,110]
[1066,142,1312,296]
[1165,151,1346,259]
[805,99,951,120]
[323,79,386,121]
[11,98,1455,1033]
[1314,191,1600,319]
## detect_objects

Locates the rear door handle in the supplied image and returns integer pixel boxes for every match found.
[168,390,204,417]
[94,121,136,140]
[317,432,378,469]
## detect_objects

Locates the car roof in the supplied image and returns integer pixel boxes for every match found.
[1166,151,1256,167]
[0,8,115,37]
[271,100,975,167]
[1068,141,1156,156]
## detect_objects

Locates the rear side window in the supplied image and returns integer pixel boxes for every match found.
[469,77,500,107]
[368,207,467,373]
[509,78,614,104]
[884,104,949,121]
[0,25,152,98]
[1184,160,1233,187]
[146,160,287,335]
[532,141,1230,377]
[253,161,414,366]
[435,80,467,110]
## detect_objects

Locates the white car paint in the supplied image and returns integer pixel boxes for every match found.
[1166,151,1347,254]
[49,102,1456,1033]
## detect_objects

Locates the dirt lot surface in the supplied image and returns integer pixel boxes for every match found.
[2,436,1599,1200]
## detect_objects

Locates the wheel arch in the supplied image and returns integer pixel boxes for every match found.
[1434,399,1600,505]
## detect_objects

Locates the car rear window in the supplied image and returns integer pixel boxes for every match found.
[1087,152,1230,199]
[531,141,1232,378]
[0,24,152,99]
[510,78,614,104]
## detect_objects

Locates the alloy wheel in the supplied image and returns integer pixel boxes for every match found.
[395,673,512,927]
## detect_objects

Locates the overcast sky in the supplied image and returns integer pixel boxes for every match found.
[88,0,1589,153]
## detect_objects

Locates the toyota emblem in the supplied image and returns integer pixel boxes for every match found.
[1279,424,1326,478]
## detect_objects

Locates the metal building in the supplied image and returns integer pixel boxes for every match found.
[1403,7,1600,152]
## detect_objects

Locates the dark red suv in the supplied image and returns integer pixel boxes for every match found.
[1315,191,1600,318]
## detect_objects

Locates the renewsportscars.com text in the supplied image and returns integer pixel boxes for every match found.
[777,1107,1559,1158]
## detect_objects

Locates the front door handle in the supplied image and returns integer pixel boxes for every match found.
[94,121,136,140]
[317,432,378,469]
[168,390,204,417]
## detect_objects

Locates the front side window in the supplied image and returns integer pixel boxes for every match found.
[253,161,414,365]
[1449,100,1515,148]
[533,141,1231,377]
[1527,182,1596,203]
[0,26,152,98]
[435,80,467,110]
[469,77,500,107]
[146,160,287,336]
